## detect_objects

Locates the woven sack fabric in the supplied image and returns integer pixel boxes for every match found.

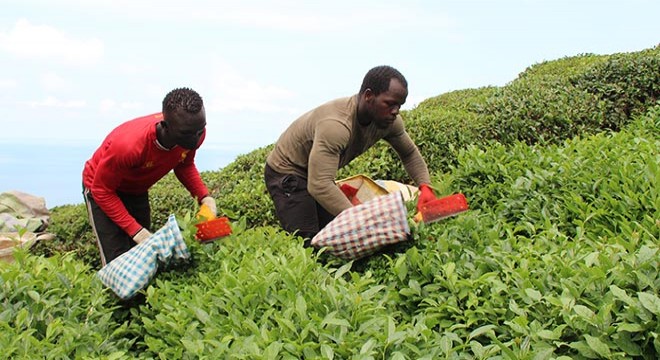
[97,214,190,299]
[311,191,410,260]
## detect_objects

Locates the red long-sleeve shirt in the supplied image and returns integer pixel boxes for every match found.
[83,113,209,236]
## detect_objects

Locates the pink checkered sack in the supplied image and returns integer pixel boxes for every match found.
[311,191,411,260]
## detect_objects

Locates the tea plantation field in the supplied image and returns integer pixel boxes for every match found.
[2,46,658,359]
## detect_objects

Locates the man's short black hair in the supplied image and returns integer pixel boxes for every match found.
[359,65,407,95]
[162,87,204,116]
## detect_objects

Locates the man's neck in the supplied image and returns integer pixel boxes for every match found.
[155,122,174,150]
[356,95,371,126]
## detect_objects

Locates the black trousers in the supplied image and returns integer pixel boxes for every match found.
[264,164,334,242]
[83,187,151,266]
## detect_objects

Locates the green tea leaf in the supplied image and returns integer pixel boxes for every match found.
[610,285,635,305]
[295,295,308,320]
[613,331,643,356]
[440,334,453,355]
[27,290,40,302]
[194,307,210,325]
[636,245,657,263]
[638,292,660,315]
[106,351,129,360]
[525,288,543,302]
[394,255,408,282]
[569,340,597,358]
[617,323,644,332]
[324,318,351,328]
[584,335,611,358]
[334,262,352,280]
[263,341,283,359]
[573,305,595,320]
[360,339,376,354]
[469,325,496,340]
[532,347,555,360]
[320,344,334,360]
[537,329,558,340]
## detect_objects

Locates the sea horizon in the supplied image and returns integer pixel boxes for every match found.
[0,141,246,209]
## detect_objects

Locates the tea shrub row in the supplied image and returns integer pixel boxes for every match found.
[36,46,659,262]
[3,106,656,358]
[6,45,658,358]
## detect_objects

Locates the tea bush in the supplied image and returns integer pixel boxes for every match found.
[39,46,660,265]
[30,202,100,269]
[571,46,660,130]
[143,109,658,357]
[149,146,277,229]
[0,251,134,358]
[4,105,658,358]
[12,45,659,358]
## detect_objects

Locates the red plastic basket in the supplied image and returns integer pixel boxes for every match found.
[195,216,232,242]
[415,193,469,224]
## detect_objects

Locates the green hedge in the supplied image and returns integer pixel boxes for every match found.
[0,251,134,358]
[5,104,659,358]
[30,202,100,269]
[40,45,660,270]
[571,46,660,130]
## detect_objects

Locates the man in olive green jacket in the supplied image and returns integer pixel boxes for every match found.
[265,65,436,243]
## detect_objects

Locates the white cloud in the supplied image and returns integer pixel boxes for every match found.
[120,101,142,110]
[99,99,117,112]
[116,62,154,75]
[24,96,86,108]
[41,72,71,92]
[200,4,454,33]
[17,0,456,33]
[0,18,104,66]
[206,61,299,114]
[99,99,143,112]
[0,79,18,89]
[195,8,331,32]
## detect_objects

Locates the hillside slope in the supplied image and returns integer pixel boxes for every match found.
[5,105,658,358]
[6,44,660,358]
[35,45,659,269]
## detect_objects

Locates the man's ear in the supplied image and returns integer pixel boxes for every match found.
[363,88,375,102]
[160,120,168,129]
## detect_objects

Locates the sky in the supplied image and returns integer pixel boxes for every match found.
[1,0,659,208]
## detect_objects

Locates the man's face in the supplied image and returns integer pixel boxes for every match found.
[364,79,408,129]
[165,107,207,150]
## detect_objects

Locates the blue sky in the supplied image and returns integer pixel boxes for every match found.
[1,0,659,207]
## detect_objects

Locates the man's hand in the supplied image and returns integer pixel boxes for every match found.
[132,228,152,244]
[200,196,217,217]
[416,184,436,212]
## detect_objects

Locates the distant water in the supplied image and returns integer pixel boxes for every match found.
[0,142,243,208]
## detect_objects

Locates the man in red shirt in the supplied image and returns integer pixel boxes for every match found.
[83,87,216,265]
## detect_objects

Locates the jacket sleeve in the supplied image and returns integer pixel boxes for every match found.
[385,120,431,186]
[307,119,353,215]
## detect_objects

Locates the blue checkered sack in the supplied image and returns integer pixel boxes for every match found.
[97,214,190,300]
[311,191,411,260]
